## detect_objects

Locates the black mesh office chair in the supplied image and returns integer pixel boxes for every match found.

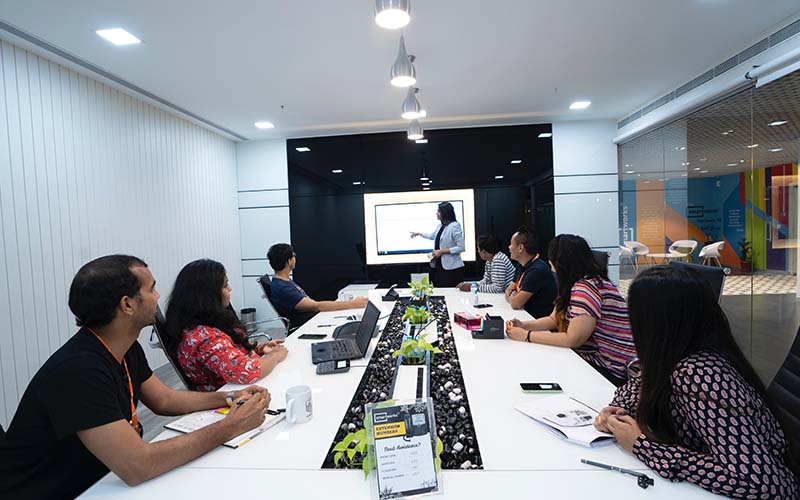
[148,305,193,390]
[767,326,800,455]
[668,260,730,302]
[255,273,294,335]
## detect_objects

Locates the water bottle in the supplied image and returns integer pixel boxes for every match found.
[470,283,478,305]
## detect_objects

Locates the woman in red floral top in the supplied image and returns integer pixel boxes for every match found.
[596,265,798,499]
[164,259,288,392]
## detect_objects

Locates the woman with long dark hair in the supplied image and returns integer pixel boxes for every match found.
[164,259,288,391]
[410,201,465,287]
[596,265,798,498]
[506,234,635,385]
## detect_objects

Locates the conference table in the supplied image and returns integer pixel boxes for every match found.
[81,288,716,499]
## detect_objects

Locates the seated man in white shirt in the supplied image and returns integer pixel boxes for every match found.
[457,235,516,293]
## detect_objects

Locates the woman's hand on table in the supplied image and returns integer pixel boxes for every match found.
[505,322,528,342]
[257,339,285,355]
[594,405,628,433]
[605,414,642,452]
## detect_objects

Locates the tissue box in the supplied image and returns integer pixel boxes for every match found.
[454,311,483,331]
[473,315,505,339]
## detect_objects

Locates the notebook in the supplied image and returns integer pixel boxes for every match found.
[515,395,615,448]
[165,408,285,448]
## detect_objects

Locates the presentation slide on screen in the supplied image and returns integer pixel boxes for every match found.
[364,189,476,265]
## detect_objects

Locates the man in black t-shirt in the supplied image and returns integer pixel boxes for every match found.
[0,255,272,500]
[505,227,557,318]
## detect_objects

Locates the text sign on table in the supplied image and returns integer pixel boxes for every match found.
[366,398,441,499]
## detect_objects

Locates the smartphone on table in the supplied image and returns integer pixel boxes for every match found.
[298,333,327,340]
[520,382,563,393]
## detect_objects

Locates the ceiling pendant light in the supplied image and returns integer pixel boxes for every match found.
[375,0,411,30]
[407,119,423,140]
[401,87,422,119]
[390,35,416,87]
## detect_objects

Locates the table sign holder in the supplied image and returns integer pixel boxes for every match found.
[365,398,443,499]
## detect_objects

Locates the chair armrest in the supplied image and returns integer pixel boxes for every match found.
[247,331,273,343]
[148,328,162,349]
[243,316,290,329]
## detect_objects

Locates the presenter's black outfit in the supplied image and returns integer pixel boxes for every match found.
[433,225,464,287]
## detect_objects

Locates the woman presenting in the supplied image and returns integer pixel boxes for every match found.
[410,202,465,287]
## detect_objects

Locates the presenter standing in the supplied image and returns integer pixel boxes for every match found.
[410,202,465,287]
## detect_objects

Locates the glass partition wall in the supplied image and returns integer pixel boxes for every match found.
[618,69,800,385]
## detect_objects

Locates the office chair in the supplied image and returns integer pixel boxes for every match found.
[667,260,729,302]
[619,245,637,271]
[699,241,724,267]
[668,239,698,262]
[767,326,800,455]
[256,273,294,335]
[148,305,193,390]
[624,240,649,267]
[592,250,611,274]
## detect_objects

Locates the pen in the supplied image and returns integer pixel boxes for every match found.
[267,408,286,415]
[317,324,335,327]
[581,459,655,489]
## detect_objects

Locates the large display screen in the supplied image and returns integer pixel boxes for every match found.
[364,189,476,265]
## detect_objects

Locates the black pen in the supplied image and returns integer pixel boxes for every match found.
[317,324,335,327]
[581,459,655,489]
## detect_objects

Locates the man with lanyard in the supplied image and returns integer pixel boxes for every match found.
[0,255,271,499]
[504,227,557,318]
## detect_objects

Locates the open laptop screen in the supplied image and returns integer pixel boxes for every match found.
[355,301,381,353]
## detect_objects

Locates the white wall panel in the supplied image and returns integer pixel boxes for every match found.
[238,190,289,208]
[554,193,620,249]
[237,140,288,190]
[242,259,271,276]
[239,207,291,260]
[0,40,241,425]
[554,174,618,194]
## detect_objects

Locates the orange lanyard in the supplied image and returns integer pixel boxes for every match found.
[515,255,539,291]
[88,328,141,435]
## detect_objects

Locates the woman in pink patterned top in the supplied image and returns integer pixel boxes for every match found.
[597,265,799,499]
[506,234,636,386]
[164,259,288,392]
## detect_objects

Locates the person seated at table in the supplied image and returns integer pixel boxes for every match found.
[267,243,368,327]
[595,265,799,499]
[457,234,516,293]
[503,226,557,318]
[0,255,272,499]
[164,259,289,392]
[506,234,635,386]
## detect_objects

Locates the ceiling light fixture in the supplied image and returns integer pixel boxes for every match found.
[769,148,784,152]
[768,120,788,127]
[422,187,430,190]
[254,121,275,129]
[401,87,422,119]
[569,100,591,110]
[407,119,424,140]
[626,170,635,174]
[510,159,522,164]
[296,147,311,152]
[494,175,504,180]
[538,132,553,138]
[390,35,416,87]
[375,0,411,29]
[95,28,141,46]
[332,169,343,174]
[699,170,709,174]
[415,139,428,144]
[726,163,737,167]
[693,167,701,171]
[747,144,758,149]
[721,130,734,135]
[353,181,362,186]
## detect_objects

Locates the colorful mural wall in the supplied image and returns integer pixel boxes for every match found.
[620,163,797,271]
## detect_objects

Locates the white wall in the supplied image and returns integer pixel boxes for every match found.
[552,120,620,282]
[0,40,242,425]
[236,140,290,321]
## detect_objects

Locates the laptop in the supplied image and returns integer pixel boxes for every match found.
[311,301,380,364]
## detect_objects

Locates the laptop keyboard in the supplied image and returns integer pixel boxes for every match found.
[331,340,359,358]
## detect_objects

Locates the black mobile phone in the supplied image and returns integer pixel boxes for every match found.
[520,382,563,393]
[298,333,327,340]
[473,303,493,309]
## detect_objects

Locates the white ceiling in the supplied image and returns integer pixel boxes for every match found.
[1,0,799,140]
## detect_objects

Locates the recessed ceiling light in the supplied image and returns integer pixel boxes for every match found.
[510,160,522,164]
[254,121,275,129]
[420,176,430,181]
[624,164,632,167]
[699,158,708,162]
[769,148,784,152]
[675,146,686,151]
[726,163,737,167]
[739,159,745,163]
[626,170,635,174]
[569,100,591,110]
[681,173,688,177]
[422,182,431,186]
[693,167,701,171]
[332,169,343,174]
[747,144,758,149]
[422,187,430,191]
[352,181,362,185]
[415,139,428,144]
[538,132,553,138]
[768,120,788,127]
[95,28,141,46]
[296,147,311,152]
[699,170,709,173]
[658,179,665,182]
[643,181,651,184]
[494,175,504,180]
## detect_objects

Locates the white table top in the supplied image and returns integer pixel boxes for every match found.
[81,288,714,499]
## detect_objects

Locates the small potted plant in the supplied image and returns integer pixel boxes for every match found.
[392,333,442,365]
[408,276,434,307]
[738,239,753,273]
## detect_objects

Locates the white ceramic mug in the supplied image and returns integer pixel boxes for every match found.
[285,385,313,424]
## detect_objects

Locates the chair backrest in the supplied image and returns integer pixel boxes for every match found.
[669,239,698,255]
[699,241,724,258]
[619,245,634,257]
[150,304,192,390]
[0,423,4,437]
[624,240,650,255]
[667,260,729,302]
[767,326,800,456]
[258,273,273,300]
[592,250,610,273]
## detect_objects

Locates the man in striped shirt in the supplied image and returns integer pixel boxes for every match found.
[457,235,516,293]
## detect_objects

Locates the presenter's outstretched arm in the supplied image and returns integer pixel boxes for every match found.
[295,296,369,313]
